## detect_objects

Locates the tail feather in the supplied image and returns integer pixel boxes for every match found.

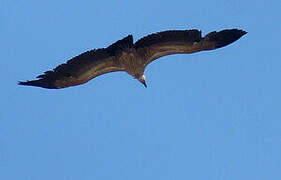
[18,79,57,89]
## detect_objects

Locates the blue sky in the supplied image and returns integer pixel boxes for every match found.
[1,0,281,179]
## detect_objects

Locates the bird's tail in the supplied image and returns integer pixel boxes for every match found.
[18,79,57,89]
[204,29,247,49]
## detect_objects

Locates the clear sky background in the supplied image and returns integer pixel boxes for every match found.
[1,0,281,179]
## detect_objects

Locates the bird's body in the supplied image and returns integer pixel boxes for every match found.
[19,29,246,89]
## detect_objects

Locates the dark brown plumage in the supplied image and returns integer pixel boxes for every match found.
[18,28,247,89]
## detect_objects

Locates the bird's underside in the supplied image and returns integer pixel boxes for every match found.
[18,28,247,89]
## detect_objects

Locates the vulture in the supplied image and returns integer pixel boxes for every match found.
[19,28,246,89]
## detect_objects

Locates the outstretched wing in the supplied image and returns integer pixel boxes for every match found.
[19,35,134,89]
[134,29,247,67]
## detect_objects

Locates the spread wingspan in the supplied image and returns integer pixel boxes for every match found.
[19,28,246,89]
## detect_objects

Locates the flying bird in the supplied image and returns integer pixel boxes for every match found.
[19,28,246,89]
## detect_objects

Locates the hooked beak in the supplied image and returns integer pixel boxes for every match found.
[139,74,147,88]
[142,81,147,88]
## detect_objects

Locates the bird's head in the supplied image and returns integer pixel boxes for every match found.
[138,74,147,88]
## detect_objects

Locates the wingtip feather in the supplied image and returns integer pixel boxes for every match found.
[18,80,57,89]
[206,29,247,48]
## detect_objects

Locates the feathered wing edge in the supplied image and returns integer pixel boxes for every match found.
[134,29,202,49]
[18,35,134,89]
